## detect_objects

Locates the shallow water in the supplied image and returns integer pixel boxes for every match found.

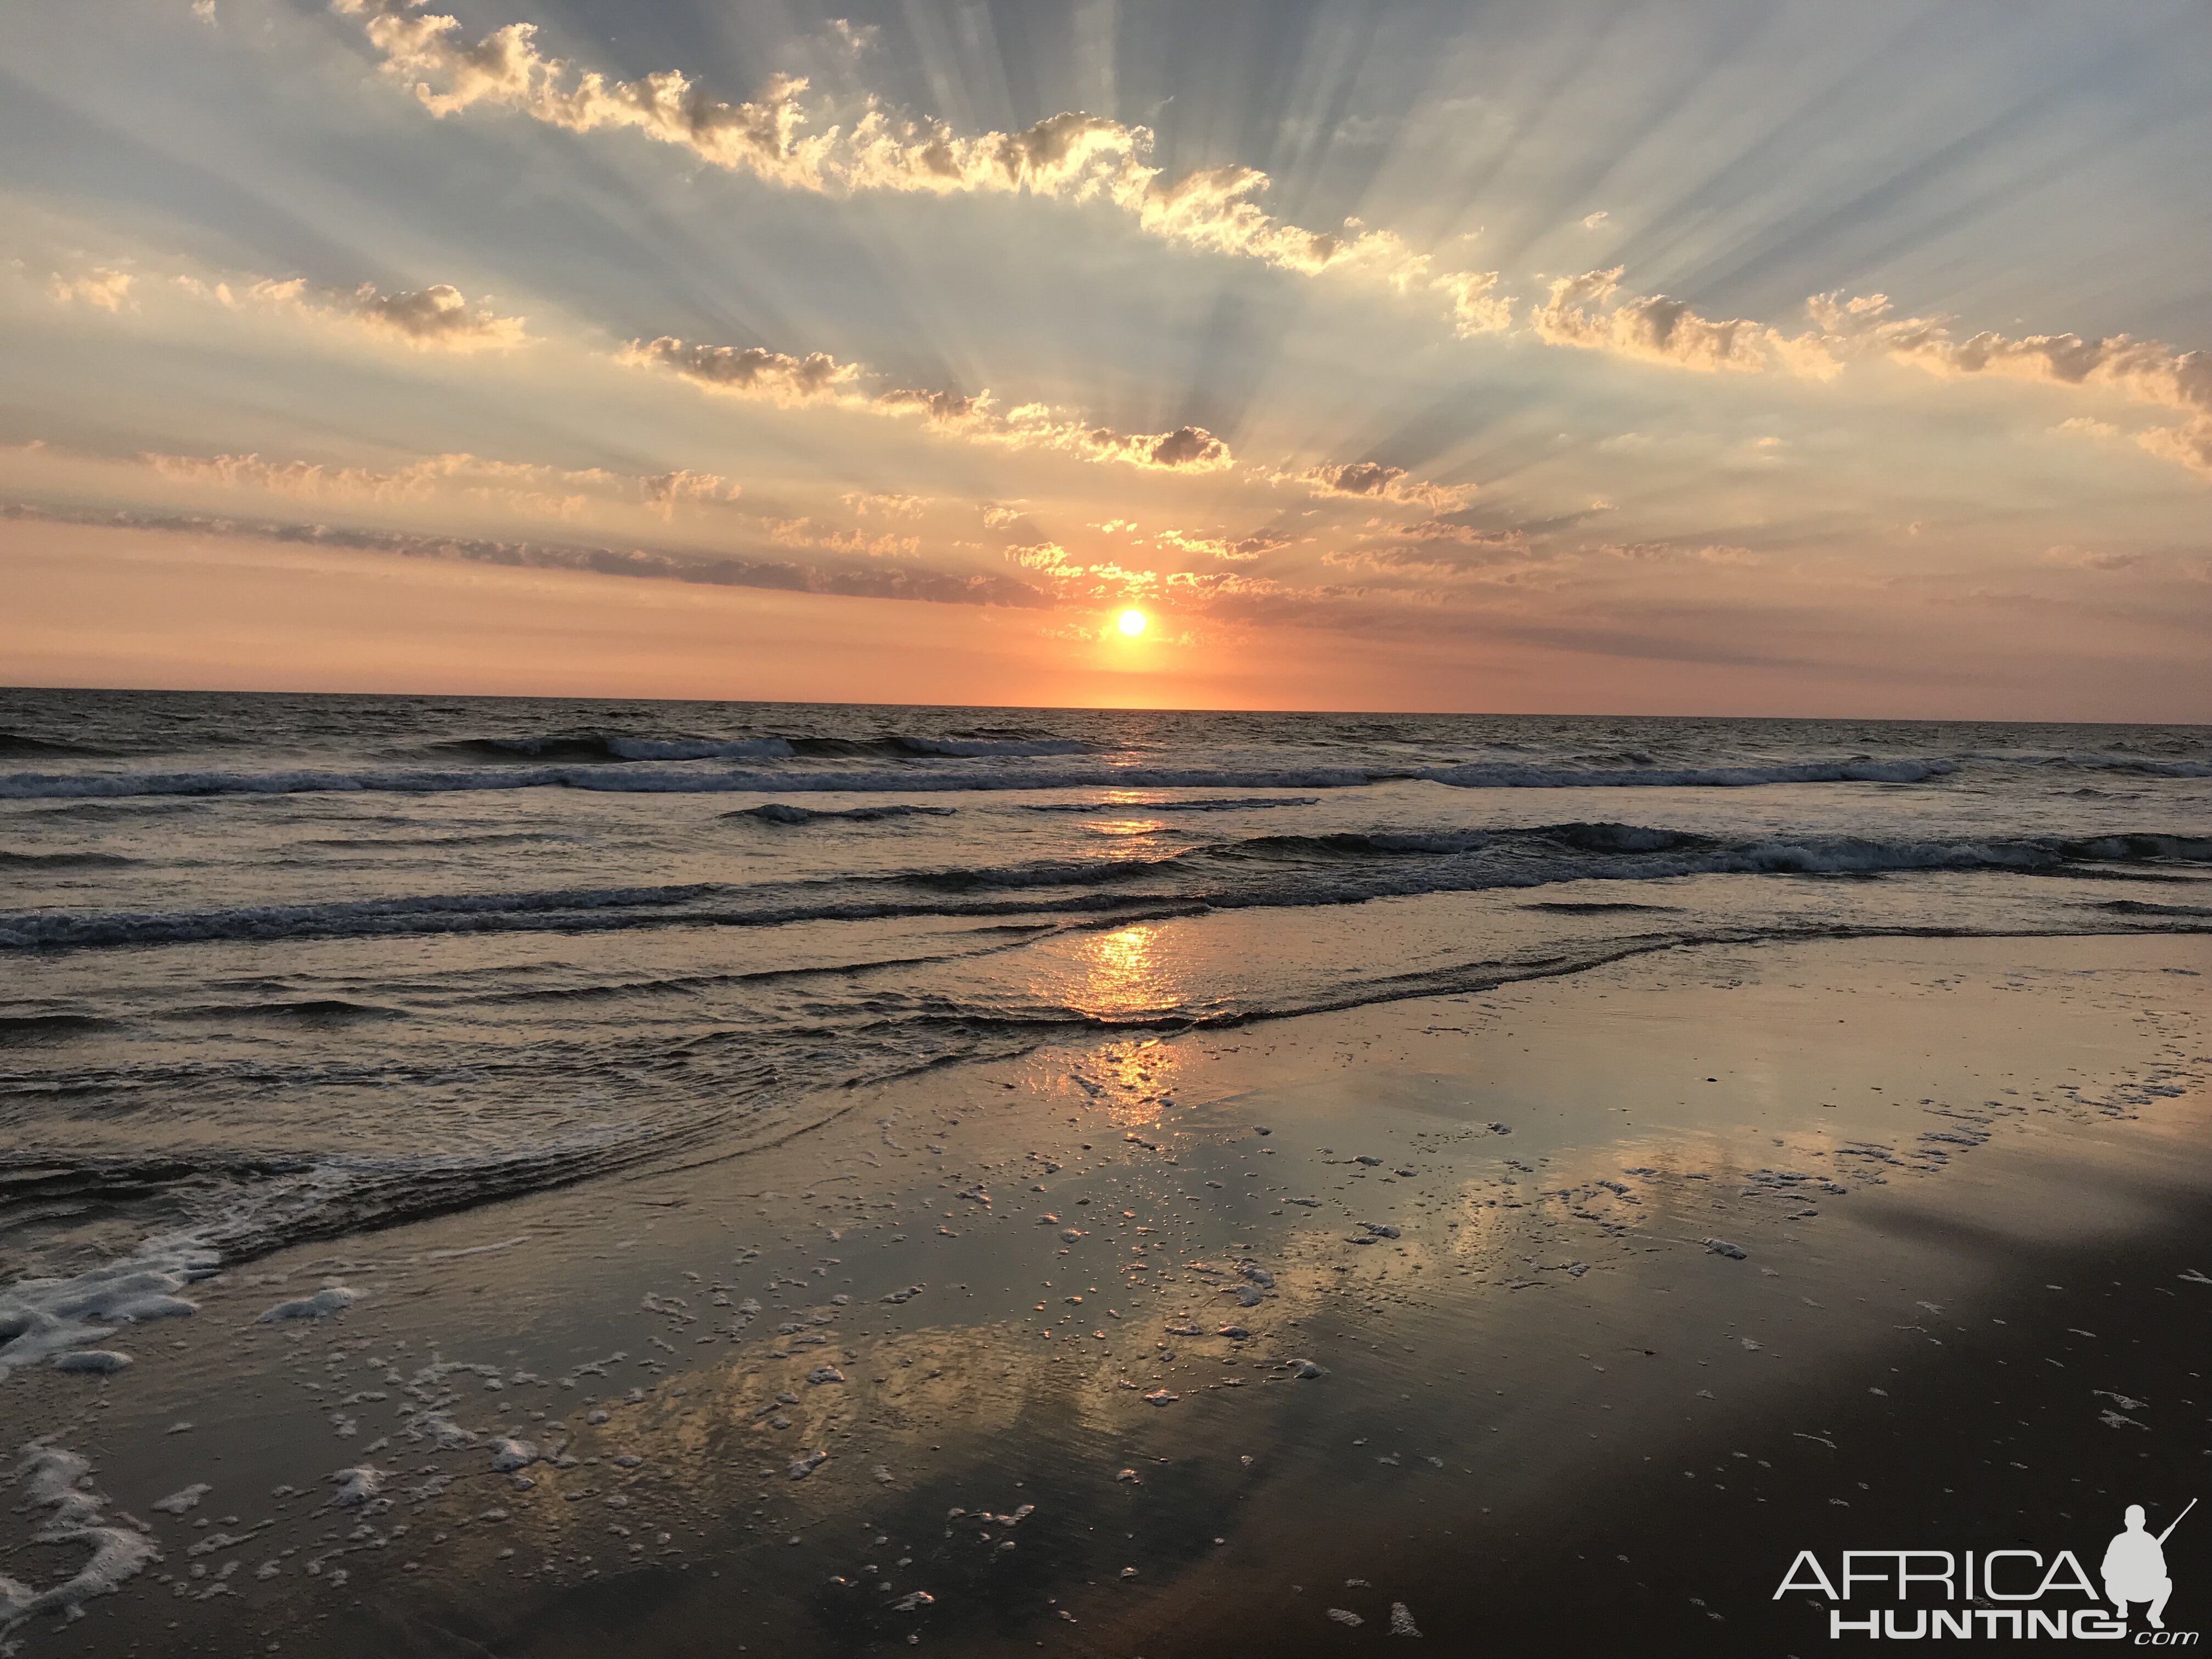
[4,934,2205,1656]
[2,691,2206,1282]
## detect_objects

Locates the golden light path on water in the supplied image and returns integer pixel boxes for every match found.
[1047,921,1190,1128]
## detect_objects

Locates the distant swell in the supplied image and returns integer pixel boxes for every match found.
[415,730,1091,764]
[0,756,1959,801]
[1022,795,1322,813]
[0,1012,119,1043]
[1984,752,2212,780]
[6,823,2205,950]
[425,732,796,763]
[0,731,110,759]
[169,997,403,1023]
[725,803,958,825]
[0,849,139,868]
[891,735,1089,757]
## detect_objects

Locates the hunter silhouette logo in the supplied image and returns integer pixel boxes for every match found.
[1775,1497,2199,1641]
[2106,1500,2192,1630]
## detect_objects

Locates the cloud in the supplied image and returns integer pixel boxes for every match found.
[1781,294,2212,478]
[625,334,1232,473]
[1597,540,1762,566]
[1509,270,2212,481]
[770,516,920,558]
[1802,292,2209,412]
[1513,273,2212,475]
[615,337,857,402]
[323,0,2212,488]
[2135,419,2212,479]
[1030,419,1227,472]
[345,282,530,349]
[178,273,529,351]
[827,18,877,53]
[335,0,1429,286]
[981,504,1028,529]
[1324,518,1542,579]
[49,268,133,311]
[143,449,430,501]
[842,490,927,518]
[641,469,738,517]
[1153,527,1295,562]
[2042,544,2143,572]
[1532,268,1771,373]
[333,0,834,187]
[1290,460,1470,511]
[4,499,1047,608]
[1434,269,1511,337]
[135,447,732,520]
[2055,415,2119,439]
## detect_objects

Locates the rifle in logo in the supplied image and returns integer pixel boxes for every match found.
[2106,1498,2194,1630]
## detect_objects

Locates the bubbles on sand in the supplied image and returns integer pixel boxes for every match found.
[257,1286,364,1323]
[0,1240,217,1382]
[0,1446,160,1635]
[329,1466,383,1508]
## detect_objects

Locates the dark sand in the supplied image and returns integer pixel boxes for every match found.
[7,934,2209,1656]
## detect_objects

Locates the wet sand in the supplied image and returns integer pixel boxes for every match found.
[7,933,2210,1656]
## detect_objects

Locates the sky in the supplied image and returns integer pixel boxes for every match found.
[2,0,2209,719]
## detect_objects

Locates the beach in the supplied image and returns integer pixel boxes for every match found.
[4,693,2210,1653]
[10,0,2212,1646]
[7,922,2208,1655]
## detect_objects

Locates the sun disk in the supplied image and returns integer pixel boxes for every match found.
[1117,609,1148,637]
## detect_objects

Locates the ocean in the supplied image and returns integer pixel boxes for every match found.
[2,688,2208,1323]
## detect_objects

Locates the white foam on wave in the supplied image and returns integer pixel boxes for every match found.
[0,1445,160,1633]
[0,1239,218,1381]
[0,756,1958,801]
[255,1285,363,1323]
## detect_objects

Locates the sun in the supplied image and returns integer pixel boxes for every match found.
[1116,608,1148,637]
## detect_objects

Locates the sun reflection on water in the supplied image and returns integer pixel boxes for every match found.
[1085,818,1166,838]
[1078,924,1169,1019]
[1061,925,1187,1125]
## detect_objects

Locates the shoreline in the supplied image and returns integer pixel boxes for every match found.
[5,932,2208,1655]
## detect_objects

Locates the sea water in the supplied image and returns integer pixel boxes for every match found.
[1,689,2205,1306]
